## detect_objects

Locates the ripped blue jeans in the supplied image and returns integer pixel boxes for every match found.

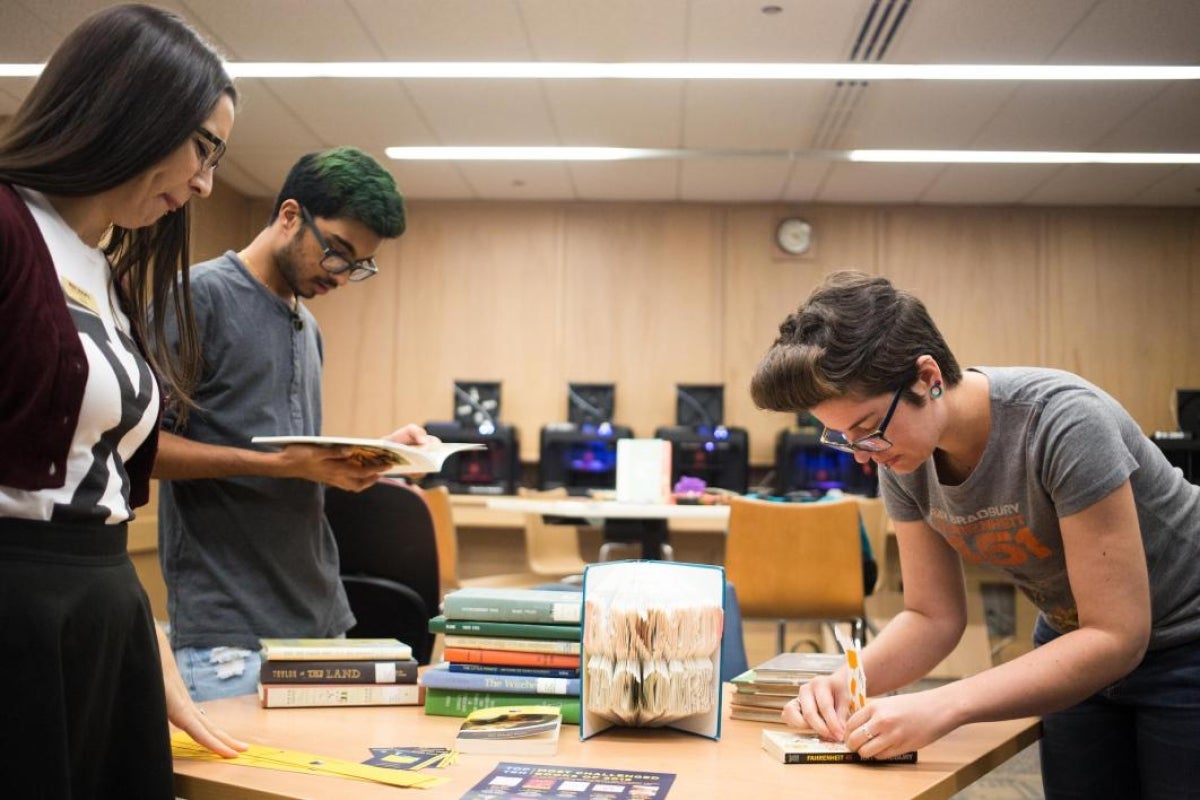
[175,646,262,702]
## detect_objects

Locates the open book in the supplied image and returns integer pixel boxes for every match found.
[251,436,484,475]
[580,560,725,741]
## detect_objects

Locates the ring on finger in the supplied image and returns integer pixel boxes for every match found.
[862,724,875,740]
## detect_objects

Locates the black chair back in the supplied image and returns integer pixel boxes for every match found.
[325,480,439,664]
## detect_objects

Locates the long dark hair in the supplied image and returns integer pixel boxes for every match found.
[0,3,236,407]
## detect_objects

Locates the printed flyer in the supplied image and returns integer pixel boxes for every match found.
[459,761,674,799]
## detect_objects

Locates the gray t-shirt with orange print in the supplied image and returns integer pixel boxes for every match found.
[882,366,1200,651]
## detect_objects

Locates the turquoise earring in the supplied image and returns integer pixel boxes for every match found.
[930,381,944,399]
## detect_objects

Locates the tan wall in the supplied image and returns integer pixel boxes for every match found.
[292,200,1200,466]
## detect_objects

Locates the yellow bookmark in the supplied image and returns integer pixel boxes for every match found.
[171,732,447,789]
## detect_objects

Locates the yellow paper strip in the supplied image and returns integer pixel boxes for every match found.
[171,732,447,789]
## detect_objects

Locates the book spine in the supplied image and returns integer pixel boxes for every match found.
[450,664,579,679]
[262,645,413,662]
[258,683,423,708]
[421,669,580,696]
[429,616,582,640]
[423,688,581,724]
[441,634,581,655]
[259,659,418,684]
[442,595,582,624]
[443,647,580,670]
[782,751,918,764]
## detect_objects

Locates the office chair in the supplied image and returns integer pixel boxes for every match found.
[325,480,439,664]
[724,496,867,656]
[421,484,461,597]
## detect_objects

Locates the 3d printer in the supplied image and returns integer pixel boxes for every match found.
[538,383,633,496]
[772,414,878,499]
[654,384,749,494]
[420,381,521,495]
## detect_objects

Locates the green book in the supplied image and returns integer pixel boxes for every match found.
[428,614,582,641]
[423,688,581,725]
[442,588,582,624]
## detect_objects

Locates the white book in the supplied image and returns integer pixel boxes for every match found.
[615,438,672,503]
[251,435,484,475]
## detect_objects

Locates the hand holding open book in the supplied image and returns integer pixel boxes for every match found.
[252,436,484,475]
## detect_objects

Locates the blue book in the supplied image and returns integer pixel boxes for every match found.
[422,664,581,696]
[450,663,579,680]
[451,662,580,681]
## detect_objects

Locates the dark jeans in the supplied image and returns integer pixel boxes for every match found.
[1035,617,1200,800]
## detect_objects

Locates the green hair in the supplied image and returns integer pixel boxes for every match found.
[271,146,405,237]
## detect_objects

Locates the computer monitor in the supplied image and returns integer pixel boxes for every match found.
[538,422,634,496]
[773,429,878,499]
[419,422,521,495]
[654,425,749,494]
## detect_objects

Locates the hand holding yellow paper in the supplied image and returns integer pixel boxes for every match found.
[833,628,867,714]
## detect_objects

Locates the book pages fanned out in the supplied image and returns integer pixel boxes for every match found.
[580,560,725,741]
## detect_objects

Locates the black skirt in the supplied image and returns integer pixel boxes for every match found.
[0,517,174,799]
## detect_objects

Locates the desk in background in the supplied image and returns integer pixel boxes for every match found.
[175,688,1039,800]
[484,497,729,560]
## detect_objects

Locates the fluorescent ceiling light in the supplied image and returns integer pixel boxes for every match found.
[3,62,1200,80]
[387,147,1200,165]
[849,150,1200,164]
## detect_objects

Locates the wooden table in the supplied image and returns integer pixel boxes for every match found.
[175,689,1039,800]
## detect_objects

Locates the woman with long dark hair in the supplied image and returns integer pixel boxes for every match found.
[0,4,246,794]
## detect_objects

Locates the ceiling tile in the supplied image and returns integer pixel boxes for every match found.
[817,162,943,203]
[971,83,1167,150]
[520,0,688,60]
[1126,165,1200,206]
[683,82,829,149]
[680,158,792,202]
[569,161,682,201]
[1025,164,1181,205]
[264,79,435,149]
[836,83,1018,149]
[183,0,382,60]
[545,81,683,147]
[688,0,874,60]
[351,0,531,60]
[403,80,557,144]
[456,161,576,200]
[919,165,1062,205]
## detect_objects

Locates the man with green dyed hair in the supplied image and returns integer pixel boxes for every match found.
[153,147,426,700]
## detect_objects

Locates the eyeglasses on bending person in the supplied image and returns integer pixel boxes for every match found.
[819,385,905,453]
[299,205,378,282]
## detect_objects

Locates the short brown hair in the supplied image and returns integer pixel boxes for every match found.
[750,270,962,413]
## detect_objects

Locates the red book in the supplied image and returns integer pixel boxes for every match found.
[442,647,581,670]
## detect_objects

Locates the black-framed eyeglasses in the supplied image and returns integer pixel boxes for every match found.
[193,127,226,173]
[299,206,378,282]
[819,386,904,453]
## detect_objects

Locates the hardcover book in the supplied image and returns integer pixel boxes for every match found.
[581,560,725,741]
[429,615,582,641]
[258,638,413,662]
[761,729,918,764]
[423,688,581,725]
[260,658,418,684]
[442,587,583,624]
[257,682,423,708]
[422,663,581,696]
[442,634,581,655]
[251,435,483,475]
[451,663,579,680]
[729,705,789,724]
[454,705,563,756]
[442,647,580,670]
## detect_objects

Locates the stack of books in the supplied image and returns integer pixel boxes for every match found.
[727,651,844,723]
[422,587,583,724]
[256,638,421,708]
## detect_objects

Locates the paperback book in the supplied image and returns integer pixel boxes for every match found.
[257,682,423,708]
[442,587,583,624]
[422,663,581,696]
[454,705,563,756]
[259,658,418,685]
[258,638,412,662]
[761,729,918,764]
[251,435,483,475]
[751,651,845,681]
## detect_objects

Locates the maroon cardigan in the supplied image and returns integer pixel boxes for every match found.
[0,183,157,508]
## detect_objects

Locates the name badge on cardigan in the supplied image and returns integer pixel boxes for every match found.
[61,277,101,316]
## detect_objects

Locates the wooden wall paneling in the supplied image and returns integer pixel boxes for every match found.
[880,207,1044,376]
[560,204,724,441]
[1043,209,1200,432]
[190,179,255,264]
[313,203,566,450]
[722,206,880,464]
